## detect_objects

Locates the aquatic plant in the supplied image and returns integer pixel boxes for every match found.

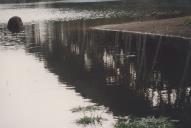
[72,105,106,126]
[71,105,102,113]
[114,117,176,128]
[76,115,103,125]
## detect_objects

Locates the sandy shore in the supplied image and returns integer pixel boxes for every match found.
[93,16,191,39]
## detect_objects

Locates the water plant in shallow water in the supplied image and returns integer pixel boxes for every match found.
[114,117,176,128]
[71,105,102,113]
[76,115,103,125]
[71,105,107,126]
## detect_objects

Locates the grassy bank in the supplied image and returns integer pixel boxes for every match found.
[93,16,191,39]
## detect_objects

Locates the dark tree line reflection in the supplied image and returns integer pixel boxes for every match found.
[22,20,191,127]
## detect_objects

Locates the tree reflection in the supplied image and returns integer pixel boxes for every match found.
[23,20,191,126]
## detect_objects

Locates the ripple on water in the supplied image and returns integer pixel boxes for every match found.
[0,6,125,24]
[0,28,26,50]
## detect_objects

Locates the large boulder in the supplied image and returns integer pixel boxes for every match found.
[7,16,23,33]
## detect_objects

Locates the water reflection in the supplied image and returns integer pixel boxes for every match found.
[12,20,190,122]
[1,19,191,127]
[1,1,191,128]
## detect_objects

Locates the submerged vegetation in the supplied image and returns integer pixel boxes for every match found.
[114,117,176,128]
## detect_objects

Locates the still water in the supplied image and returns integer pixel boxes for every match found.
[0,0,191,128]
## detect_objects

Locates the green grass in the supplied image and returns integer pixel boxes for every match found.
[76,116,103,125]
[114,117,176,128]
[184,18,191,27]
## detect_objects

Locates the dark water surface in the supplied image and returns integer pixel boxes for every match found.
[0,0,191,128]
